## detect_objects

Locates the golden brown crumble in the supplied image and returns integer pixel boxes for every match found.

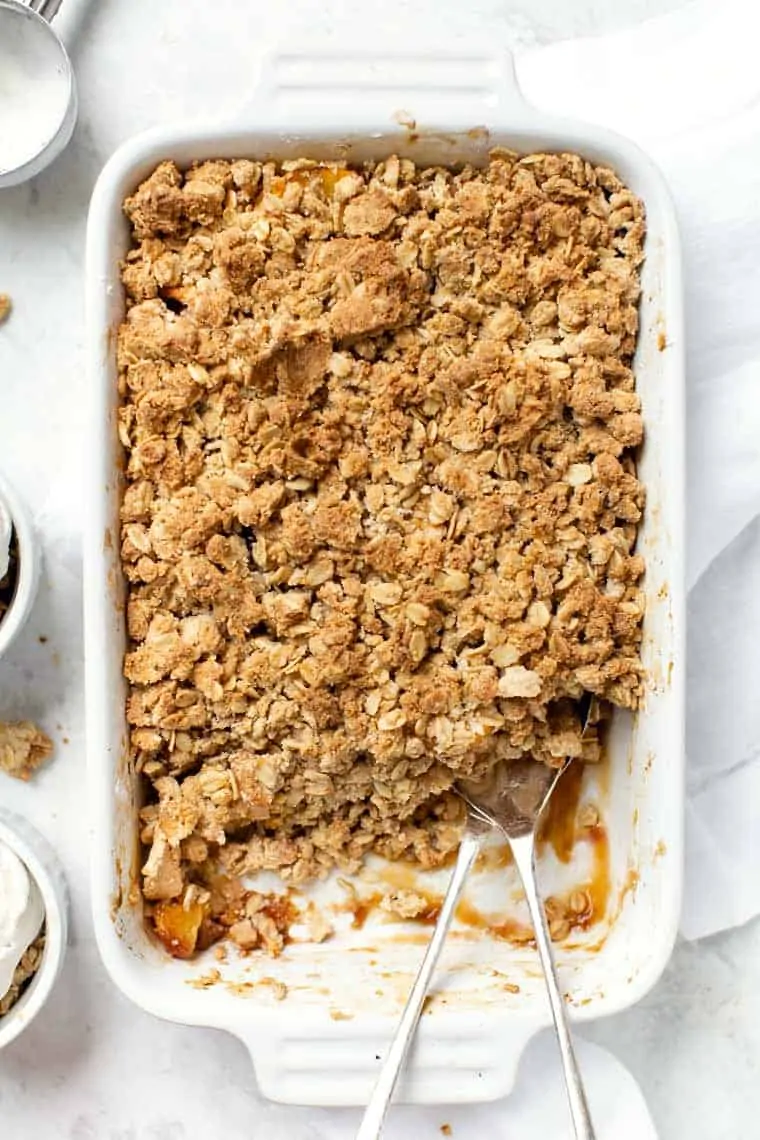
[118,152,646,957]
[0,930,45,1017]
[0,293,11,326]
[0,721,53,781]
[380,888,434,921]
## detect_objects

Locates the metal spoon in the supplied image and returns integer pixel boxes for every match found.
[459,757,597,1139]
[357,753,596,1139]
[27,0,63,17]
[355,807,491,1140]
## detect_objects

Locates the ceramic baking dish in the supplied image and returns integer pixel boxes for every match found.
[84,47,685,1106]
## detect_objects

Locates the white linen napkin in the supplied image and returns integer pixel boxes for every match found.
[518,0,760,943]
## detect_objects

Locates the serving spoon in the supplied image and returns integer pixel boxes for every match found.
[356,735,596,1139]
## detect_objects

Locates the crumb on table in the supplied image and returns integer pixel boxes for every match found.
[0,721,54,781]
[0,293,12,325]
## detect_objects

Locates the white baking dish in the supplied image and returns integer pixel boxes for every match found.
[84,47,684,1107]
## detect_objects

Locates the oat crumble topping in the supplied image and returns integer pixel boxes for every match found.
[118,152,646,957]
[0,930,45,1017]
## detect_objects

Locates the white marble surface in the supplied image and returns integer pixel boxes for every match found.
[1,0,757,1136]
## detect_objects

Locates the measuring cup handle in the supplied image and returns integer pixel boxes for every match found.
[26,0,63,22]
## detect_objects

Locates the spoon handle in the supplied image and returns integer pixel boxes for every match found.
[356,830,482,1140]
[510,833,597,1140]
[26,0,64,22]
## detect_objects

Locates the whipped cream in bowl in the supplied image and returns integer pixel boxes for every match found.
[0,812,68,1050]
[0,841,45,1006]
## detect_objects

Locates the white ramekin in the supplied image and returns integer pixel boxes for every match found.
[0,469,40,661]
[0,0,78,191]
[0,810,69,1051]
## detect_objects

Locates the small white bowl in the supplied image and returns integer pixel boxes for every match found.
[0,469,40,661]
[0,810,68,1051]
[0,0,78,191]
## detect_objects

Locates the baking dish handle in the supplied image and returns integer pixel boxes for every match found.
[234,1015,542,1105]
[248,46,530,130]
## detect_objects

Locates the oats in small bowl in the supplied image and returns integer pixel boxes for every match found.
[0,926,46,1018]
[0,471,40,661]
[0,497,15,620]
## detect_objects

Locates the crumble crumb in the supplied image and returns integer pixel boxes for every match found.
[0,930,45,1017]
[119,152,646,956]
[0,294,11,326]
[187,967,221,989]
[380,889,435,921]
[303,901,334,943]
[0,721,54,781]
[259,976,288,1001]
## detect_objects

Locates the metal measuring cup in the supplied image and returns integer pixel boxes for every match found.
[0,0,77,189]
